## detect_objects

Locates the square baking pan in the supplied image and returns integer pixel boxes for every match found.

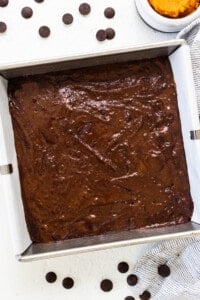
[1,39,200,262]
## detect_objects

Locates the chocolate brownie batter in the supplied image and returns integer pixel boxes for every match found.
[8,57,193,243]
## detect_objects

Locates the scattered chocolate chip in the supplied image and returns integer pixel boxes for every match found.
[127,274,138,286]
[100,279,113,292]
[125,297,135,300]
[0,21,7,33]
[21,7,33,19]
[106,28,115,40]
[35,0,44,2]
[104,7,115,19]
[0,0,8,7]
[158,264,171,277]
[79,3,91,15]
[96,29,106,42]
[62,13,73,25]
[62,277,74,289]
[139,290,151,300]
[118,262,129,273]
[39,26,50,38]
[45,272,57,283]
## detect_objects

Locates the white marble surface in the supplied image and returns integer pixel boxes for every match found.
[0,0,176,66]
[0,1,179,299]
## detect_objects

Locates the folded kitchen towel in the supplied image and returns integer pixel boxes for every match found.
[132,237,200,300]
[131,21,200,300]
[177,18,200,113]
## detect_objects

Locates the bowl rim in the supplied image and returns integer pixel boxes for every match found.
[140,0,200,25]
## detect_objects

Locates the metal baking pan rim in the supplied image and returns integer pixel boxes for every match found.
[0,39,186,72]
[18,222,200,262]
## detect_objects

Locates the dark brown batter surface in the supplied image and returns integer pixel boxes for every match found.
[8,57,193,243]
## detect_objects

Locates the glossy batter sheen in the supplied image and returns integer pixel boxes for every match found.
[8,57,193,244]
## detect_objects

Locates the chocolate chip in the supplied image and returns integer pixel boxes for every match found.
[127,274,138,286]
[0,0,8,7]
[100,279,113,292]
[139,290,151,300]
[158,264,171,277]
[62,13,73,25]
[35,0,44,2]
[79,3,91,15]
[39,26,50,38]
[118,262,129,273]
[45,272,57,283]
[104,7,115,19]
[0,21,7,33]
[21,7,33,19]
[125,297,135,300]
[62,277,74,289]
[96,29,106,42]
[106,28,115,40]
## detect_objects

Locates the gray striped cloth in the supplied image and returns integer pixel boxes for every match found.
[177,18,200,114]
[130,21,200,300]
[132,237,200,300]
